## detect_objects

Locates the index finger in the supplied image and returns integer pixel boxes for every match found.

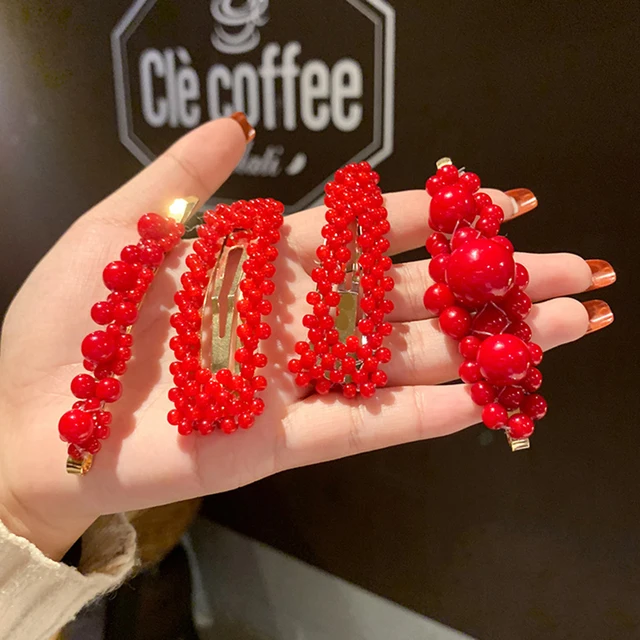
[85,114,252,226]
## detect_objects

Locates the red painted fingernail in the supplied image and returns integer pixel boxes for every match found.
[505,188,538,217]
[586,259,616,291]
[583,300,614,334]
[230,112,256,143]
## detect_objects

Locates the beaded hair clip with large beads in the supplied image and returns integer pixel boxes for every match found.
[58,197,197,474]
[288,162,395,398]
[423,158,545,451]
[167,198,284,436]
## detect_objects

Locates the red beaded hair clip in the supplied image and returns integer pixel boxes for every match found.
[58,197,198,474]
[423,158,545,451]
[167,198,284,436]
[288,162,394,398]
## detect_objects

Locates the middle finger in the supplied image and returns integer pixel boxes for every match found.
[386,252,596,323]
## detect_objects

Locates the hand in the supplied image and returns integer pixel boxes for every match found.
[0,117,608,559]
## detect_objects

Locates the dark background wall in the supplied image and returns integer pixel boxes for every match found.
[1,2,639,639]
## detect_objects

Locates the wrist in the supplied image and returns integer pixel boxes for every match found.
[0,494,94,561]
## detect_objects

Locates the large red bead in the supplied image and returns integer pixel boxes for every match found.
[81,331,117,363]
[103,261,138,292]
[59,409,94,444]
[476,334,531,386]
[428,185,477,233]
[446,238,516,307]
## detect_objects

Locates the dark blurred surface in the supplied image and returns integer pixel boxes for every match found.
[1,1,639,639]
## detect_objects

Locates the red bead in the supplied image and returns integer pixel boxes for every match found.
[425,232,449,256]
[528,343,543,366]
[446,238,515,307]
[515,263,530,289]
[425,175,444,196]
[471,305,510,339]
[138,241,165,267]
[522,367,543,392]
[474,193,492,209]
[476,334,531,386]
[439,306,472,340]
[490,235,514,254]
[103,261,138,292]
[436,164,460,184]
[451,226,481,251]
[113,302,139,325]
[459,360,482,383]
[238,413,255,429]
[96,377,123,403]
[360,382,376,398]
[121,245,141,264]
[58,410,94,444]
[428,254,449,283]
[502,290,532,321]
[138,212,169,241]
[521,394,548,420]
[71,374,96,399]
[316,379,332,395]
[508,413,535,439]
[482,403,508,430]
[91,301,114,325]
[509,321,532,342]
[458,172,481,193]
[459,336,481,360]
[429,185,477,233]
[499,386,524,410]
[470,381,496,406]
[423,283,455,314]
[81,331,117,363]
[475,215,501,237]
[372,369,388,387]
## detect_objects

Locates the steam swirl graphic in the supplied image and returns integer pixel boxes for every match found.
[210,0,269,55]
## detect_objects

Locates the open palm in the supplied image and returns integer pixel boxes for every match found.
[0,118,595,557]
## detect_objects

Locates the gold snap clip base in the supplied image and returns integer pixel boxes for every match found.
[66,454,93,475]
[506,435,530,452]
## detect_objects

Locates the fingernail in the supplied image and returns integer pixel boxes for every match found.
[586,259,616,291]
[583,300,614,334]
[505,188,538,217]
[230,112,256,143]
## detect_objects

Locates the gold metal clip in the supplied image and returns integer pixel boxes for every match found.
[507,435,530,452]
[66,454,93,475]
[205,235,250,374]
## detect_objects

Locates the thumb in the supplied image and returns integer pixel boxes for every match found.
[87,113,253,225]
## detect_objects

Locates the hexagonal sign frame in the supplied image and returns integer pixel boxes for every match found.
[112,0,395,211]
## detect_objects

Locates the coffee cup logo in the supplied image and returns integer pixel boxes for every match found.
[113,0,395,211]
[210,0,269,54]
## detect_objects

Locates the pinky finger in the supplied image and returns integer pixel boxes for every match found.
[279,385,480,471]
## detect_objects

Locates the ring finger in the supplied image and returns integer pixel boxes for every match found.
[381,297,610,387]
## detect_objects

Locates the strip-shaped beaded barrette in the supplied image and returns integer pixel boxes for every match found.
[59,197,198,474]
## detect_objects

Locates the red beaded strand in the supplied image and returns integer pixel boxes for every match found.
[58,213,186,469]
[167,198,283,436]
[423,160,546,445]
[288,162,394,398]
